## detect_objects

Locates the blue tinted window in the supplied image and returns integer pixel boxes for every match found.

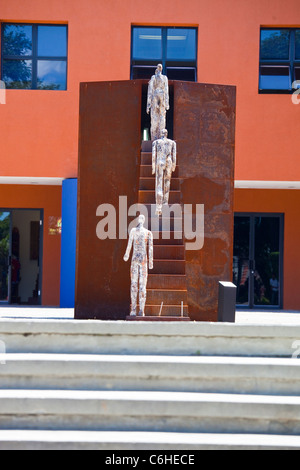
[1,23,67,90]
[131,26,197,81]
[2,24,32,56]
[259,66,291,90]
[132,27,162,60]
[38,26,67,57]
[37,60,67,90]
[166,28,196,60]
[260,29,290,60]
[296,30,300,60]
[2,59,32,89]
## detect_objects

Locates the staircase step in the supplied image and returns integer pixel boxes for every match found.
[153,245,185,260]
[141,152,178,169]
[1,430,300,450]
[141,152,153,165]
[148,274,187,289]
[1,354,300,395]
[139,177,180,191]
[146,289,188,305]
[139,203,184,220]
[139,190,181,204]
[144,304,189,316]
[140,165,179,178]
[126,315,190,322]
[152,259,185,274]
[141,141,152,152]
[1,389,300,435]
[152,233,184,245]
[1,319,300,357]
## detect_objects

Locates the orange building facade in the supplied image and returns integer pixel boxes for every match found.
[0,0,300,311]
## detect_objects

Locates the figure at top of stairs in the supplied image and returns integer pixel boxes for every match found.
[147,64,169,141]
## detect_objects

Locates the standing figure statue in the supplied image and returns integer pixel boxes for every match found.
[123,214,153,316]
[147,64,169,141]
[152,129,177,216]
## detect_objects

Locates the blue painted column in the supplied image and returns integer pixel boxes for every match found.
[60,178,77,308]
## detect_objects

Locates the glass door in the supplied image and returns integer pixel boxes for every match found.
[233,214,283,309]
[233,216,251,306]
[0,211,11,303]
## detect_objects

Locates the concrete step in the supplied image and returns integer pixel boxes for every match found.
[1,354,300,396]
[1,319,300,357]
[1,389,300,435]
[1,430,300,450]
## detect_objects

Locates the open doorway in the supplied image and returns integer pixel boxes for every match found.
[0,209,43,305]
[233,213,284,309]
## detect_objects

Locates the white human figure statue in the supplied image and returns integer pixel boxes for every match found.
[123,214,153,316]
[152,129,177,216]
[147,64,169,141]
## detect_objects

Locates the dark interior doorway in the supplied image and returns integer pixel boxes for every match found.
[233,213,284,309]
[0,209,43,305]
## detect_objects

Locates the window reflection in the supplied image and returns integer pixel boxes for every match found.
[254,217,280,307]
[2,24,32,56]
[131,26,197,81]
[132,27,162,60]
[1,23,67,90]
[0,212,11,302]
[296,30,300,60]
[259,65,291,90]
[166,28,196,60]
[37,26,67,57]
[166,67,196,81]
[37,60,67,90]
[2,59,32,89]
[260,29,290,60]
[295,68,300,85]
[233,217,250,306]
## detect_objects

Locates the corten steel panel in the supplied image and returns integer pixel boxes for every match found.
[174,81,236,322]
[75,81,142,319]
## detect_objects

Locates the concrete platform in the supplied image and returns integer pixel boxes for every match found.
[1,306,300,325]
[1,308,300,357]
